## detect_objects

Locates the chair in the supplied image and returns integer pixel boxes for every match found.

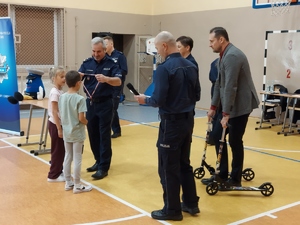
[263,84,288,125]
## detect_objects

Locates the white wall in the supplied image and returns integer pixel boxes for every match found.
[2,0,251,15]
[151,0,251,15]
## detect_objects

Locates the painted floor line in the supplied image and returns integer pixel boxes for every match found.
[228,201,300,225]
[73,214,145,225]
[0,139,171,225]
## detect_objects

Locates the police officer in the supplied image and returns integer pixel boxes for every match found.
[78,37,122,180]
[176,36,198,69]
[134,31,201,221]
[103,36,128,138]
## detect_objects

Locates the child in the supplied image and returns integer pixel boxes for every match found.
[58,70,92,194]
[47,67,66,182]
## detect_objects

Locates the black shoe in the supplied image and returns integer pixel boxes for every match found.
[86,162,98,172]
[111,133,121,138]
[181,202,200,215]
[225,178,241,187]
[201,175,215,185]
[92,170,108,180]
[151,209,183,221]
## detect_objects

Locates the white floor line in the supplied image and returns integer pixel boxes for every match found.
[228,201,300,225]
[0,145,11,149]
[0,139,171,225]
[73,214,170,225]
[244,145,300,153]
[73,214,146,225]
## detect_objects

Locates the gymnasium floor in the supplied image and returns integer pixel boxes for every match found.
[1,101,300,225]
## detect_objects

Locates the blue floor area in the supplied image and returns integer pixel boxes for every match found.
[20,101,208,123]
[119,101,207,123]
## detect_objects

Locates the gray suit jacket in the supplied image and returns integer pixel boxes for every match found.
[211,43,259,118]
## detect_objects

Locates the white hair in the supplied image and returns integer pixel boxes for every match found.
[91,37,106,50]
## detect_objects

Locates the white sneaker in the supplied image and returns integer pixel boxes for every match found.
[47,174,65,182]
[65,181,74,191]
[73,184,92,194]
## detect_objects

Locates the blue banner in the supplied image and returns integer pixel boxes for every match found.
[0,17,21,135]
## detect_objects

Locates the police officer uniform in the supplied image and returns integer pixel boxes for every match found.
[108,49,128,137]
[24,68,45,99]
[186,54,198,69]
[145,52,201,217]
[78,56,122,178]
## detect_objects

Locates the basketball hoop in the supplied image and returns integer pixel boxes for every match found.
[154,54,163,64]
[270,0,292,16]
[138,52,147,63]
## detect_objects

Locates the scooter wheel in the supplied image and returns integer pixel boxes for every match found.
[193,167,205,179]
[242,168,255,181]
[259,182,274,196]
[206,182,218,195]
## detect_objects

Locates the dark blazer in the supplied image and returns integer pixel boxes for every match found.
[211,43,259,118]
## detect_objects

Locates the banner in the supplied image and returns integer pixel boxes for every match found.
[0,17,21,135]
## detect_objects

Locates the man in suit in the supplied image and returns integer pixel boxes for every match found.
[206,27,259,187]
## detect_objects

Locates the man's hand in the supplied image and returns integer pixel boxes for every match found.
[134,94,146,104]
[207,109,216,120]
[221,115,229,128]
[95,74,107,83]
[78,72,84,79]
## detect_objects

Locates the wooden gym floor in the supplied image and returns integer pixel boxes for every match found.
[1,102,300,225]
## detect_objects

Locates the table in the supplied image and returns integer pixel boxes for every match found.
[282,94,300,136]
[256,91,300,136]
[18,98,50,155]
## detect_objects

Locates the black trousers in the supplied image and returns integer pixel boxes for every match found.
[157,113,199,215]
[211,112,249,182]
[86,98,113,172]
[111,97,121,134]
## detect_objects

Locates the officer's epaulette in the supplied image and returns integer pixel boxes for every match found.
[106,57,116,63]
[83,57,93,63]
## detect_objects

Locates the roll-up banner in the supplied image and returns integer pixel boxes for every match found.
[0,17,21,135]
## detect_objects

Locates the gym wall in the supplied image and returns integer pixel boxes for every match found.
[2,0,299,117]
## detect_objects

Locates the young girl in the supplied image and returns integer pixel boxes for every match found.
[47,67,66,182]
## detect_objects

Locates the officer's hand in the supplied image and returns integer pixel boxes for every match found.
[95,74,107,83]
[134,94,146,104]
[78,72,84,78]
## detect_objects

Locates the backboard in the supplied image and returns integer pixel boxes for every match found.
[146,37,156,55]
[252,0,300,8]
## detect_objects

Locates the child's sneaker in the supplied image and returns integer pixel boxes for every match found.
[73,184,92,194]
[65,181,74,191]
[47,173,65,182]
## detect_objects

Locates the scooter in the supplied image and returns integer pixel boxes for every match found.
[193,121,255,181]
[205,126,274,197]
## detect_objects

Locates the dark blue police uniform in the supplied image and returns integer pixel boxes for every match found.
[209,58,219,98]
[186,54,198,69]
[145,52,201,216]
[78,56,122,173]
[109,49,128,136]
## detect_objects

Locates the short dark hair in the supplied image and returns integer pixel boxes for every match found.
[103,35,113,42]
[176,36,194,51]
[65,70,81,88]
[210,27,229,42]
